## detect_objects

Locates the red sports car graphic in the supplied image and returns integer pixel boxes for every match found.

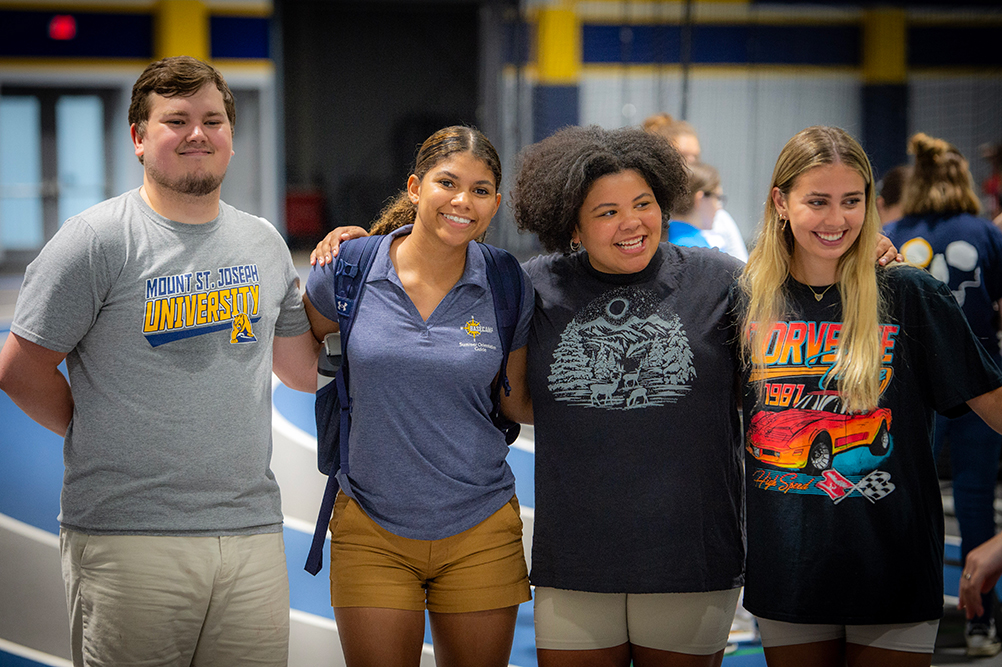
[747,391,892,475]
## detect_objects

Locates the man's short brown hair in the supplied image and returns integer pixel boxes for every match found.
[129,55,236,140]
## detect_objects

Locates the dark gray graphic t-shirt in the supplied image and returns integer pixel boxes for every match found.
[523,244,745,593]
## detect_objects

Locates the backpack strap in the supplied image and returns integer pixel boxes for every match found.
[305,234,384,576]
[478,242,524,444]
[331,235,384,476]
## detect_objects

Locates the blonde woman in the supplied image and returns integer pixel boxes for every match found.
[738,126,1002,667]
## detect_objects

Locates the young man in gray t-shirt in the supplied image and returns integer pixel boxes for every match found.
[0,56,319,667]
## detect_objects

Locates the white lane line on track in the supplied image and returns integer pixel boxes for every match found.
[272,375,318,454]
[0,513,58,547]
[290,608,337,631]
[0,638,72,667]
[284,515,316,535]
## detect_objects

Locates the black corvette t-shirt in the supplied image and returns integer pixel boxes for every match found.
[740,265,1002,624]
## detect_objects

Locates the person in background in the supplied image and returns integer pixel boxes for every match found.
[739,125,1002,667]
[0,55,320,667]
[960,531,1002,620]
[885,132,1002,657]
[876,164,910,226]
[669,161,723,249]
[981,142,1002,222]
[643,112,748,261]
[304,126,534,667]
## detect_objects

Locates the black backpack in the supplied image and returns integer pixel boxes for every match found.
[304,235,525,575]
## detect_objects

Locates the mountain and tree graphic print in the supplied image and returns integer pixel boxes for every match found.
[547,285,696,409]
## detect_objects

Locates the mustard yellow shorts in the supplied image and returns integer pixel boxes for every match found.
[329,493,531,613]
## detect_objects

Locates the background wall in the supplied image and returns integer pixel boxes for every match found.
[280,1,481,244]
[498,0,1002,257]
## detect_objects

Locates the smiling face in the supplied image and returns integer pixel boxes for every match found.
[132,83,233,197]
[773,162,867,284]
[407,151,501,248]
[574,169,663,275]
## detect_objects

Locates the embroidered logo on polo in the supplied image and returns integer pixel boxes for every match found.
[142,264,261,347]
[460,316,497,352]
[547,286,695,409]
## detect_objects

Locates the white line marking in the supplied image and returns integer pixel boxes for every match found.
[0,513,58,547]
[284,515,316,535]
[272,374,318,453]
[0,638,72,667]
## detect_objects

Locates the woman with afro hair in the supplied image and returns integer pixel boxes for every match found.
[503,124,745,667]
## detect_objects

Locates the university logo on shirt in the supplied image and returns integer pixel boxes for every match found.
[142,264,262,347]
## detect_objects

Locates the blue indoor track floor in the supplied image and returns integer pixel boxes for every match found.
[3,263,1002,667]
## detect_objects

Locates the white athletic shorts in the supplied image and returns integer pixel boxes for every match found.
[534,586,741,654]
[756,616,940,654]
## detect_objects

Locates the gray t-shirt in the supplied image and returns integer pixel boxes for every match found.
[11,188,310,535]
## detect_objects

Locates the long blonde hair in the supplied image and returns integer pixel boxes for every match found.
[739,126,885,412]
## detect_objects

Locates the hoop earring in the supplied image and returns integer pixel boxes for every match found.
[570,239,582,252]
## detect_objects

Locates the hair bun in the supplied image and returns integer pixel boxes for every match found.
[908,132,950,166]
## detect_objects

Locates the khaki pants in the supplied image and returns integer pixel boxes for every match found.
[60,529,290,667]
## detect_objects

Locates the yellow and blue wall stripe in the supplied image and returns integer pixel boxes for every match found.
[0,4,270,61]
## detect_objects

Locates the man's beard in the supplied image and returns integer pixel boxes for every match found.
[146,165,225,197]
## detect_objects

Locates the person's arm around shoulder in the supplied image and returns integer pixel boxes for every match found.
[310,226,369,267]
[500,346,532,425]
[0,333,72,436]
[959,531,1002,618]
[272,330,321,393]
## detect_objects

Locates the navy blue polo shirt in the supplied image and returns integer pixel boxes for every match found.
[308,226,533,540]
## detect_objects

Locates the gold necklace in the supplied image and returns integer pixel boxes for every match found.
[807,282,836,301]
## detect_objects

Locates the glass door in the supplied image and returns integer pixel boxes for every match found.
[0,87,115,269]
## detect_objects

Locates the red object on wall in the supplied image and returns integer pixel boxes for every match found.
[285,189,324,238]
[49,15,77,41]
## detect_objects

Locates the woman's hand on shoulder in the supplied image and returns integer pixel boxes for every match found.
[310,226,370,267]
[875,234,902,267]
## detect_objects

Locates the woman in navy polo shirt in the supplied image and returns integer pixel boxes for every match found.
[304,126,534,667]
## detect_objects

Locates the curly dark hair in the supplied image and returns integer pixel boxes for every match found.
[512,125,689,253]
